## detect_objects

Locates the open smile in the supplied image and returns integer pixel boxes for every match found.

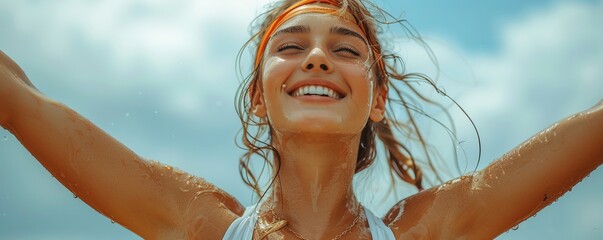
[290,84,342,99]
[286,79,347,101]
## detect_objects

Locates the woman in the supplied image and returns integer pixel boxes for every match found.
[1,0,601,239]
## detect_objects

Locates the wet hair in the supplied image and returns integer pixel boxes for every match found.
[235,0,472,200]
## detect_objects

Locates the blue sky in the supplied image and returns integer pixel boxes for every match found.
[0,0,602,239]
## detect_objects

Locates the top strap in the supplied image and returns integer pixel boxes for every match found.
[222,205,258,240]
[223,205,396,240]
[364,206,397,240]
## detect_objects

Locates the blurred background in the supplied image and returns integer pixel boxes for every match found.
[0,0,601,239]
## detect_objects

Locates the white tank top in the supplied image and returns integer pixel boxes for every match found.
[222,205,396,239]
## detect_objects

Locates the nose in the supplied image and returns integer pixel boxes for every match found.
[301,47,333,73]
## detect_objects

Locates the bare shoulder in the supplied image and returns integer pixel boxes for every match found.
[144,161,246,239]
[383,178,487,239]
[178,176,245,239]
[383,189,440,239]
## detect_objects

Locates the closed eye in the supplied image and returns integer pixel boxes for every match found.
[334,46,360,57]
[277,43,304,52]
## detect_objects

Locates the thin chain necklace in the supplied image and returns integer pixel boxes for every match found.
[267,208,364,240]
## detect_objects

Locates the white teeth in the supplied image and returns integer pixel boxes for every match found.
[292,85,340,99]
[318,86,326,95]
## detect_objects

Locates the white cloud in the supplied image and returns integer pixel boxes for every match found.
[394,0,603,164]
[1,0,271,119]
[466,0,603,147]
[5,0,268,68]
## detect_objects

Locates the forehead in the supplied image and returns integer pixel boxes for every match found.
[272,4,365,36]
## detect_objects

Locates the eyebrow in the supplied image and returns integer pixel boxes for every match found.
[270,25,366,43]
[330,26,366,42]
[271,25,309,38]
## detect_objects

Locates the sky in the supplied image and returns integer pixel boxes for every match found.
[0,0,602,239]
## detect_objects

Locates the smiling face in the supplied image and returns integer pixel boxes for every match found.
[238,1,429,195]
[251,5,387,136]
[252,3,385,139]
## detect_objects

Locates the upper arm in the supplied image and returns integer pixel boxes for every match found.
[112,160,245,238]
[1,51,246,238]
[387,106,603,239]
[141,161,245,239]
[8,95,244,238]
[444,109,601,238]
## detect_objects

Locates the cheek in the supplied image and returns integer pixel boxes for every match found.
[261,57,294,104]
[262,57,286,81]
[262,57,298,89]
[341,64,374,103]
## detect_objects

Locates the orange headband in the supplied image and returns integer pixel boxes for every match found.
[254,0,384,74]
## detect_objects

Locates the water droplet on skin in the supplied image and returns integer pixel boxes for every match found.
[73,194,78,199]
[512,225,520,231]
[568,113,582,120]
[111,220,115,224]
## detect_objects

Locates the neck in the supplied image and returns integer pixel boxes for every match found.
[266,132,364,238]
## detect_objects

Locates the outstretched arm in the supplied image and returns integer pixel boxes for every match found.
[0,51,243,239]
[386,100,603,239]
[456,101,602,238]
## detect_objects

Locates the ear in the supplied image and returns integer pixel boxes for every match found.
[369,85,387,122]
[250,83,267,118]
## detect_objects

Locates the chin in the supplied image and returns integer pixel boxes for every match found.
[277,114,364,136]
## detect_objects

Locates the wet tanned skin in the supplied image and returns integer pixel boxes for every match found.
[1,4,602,240]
